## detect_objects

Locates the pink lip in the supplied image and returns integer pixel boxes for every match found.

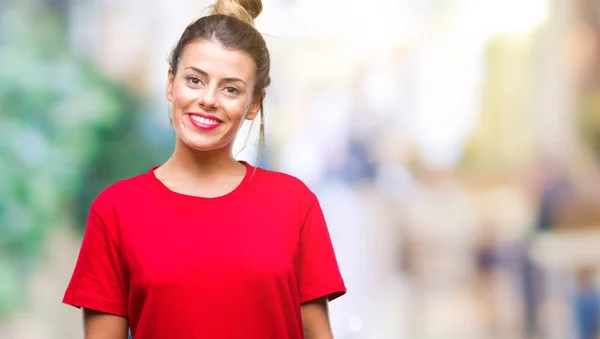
[187,113,223,131]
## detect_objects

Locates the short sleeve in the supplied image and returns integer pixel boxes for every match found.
[298,195,346,304]
[62,207,128,317]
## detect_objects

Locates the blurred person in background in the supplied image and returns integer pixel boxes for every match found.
[523,158,571,338]
[473,221,505,337]
[61,0,346,338]
[573,266,600,339]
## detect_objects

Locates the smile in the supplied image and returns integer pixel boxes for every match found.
[188,113,222,131]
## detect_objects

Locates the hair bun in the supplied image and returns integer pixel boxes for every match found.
[211,0,263,25]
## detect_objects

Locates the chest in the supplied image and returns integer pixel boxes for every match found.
[119,202,302,290]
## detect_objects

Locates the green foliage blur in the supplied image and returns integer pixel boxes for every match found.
[0,4,170,317]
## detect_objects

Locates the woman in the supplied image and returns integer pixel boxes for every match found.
[62,0,346,338]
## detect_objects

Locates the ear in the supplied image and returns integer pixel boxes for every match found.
[166,69,174,102]
[245,90,266,121]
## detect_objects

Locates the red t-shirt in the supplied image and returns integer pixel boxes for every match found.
[63,161,346,338]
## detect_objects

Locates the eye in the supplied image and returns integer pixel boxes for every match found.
[186,76,202,85]
[223,86,240,96]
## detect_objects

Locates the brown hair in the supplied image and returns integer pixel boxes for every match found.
[168,0,270,158]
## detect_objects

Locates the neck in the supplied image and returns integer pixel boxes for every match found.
[162,139,242,178]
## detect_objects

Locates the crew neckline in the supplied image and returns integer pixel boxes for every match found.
[148,160,255,201]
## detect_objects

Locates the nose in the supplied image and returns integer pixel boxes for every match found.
[199,88,219,109]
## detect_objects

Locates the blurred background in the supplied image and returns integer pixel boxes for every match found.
[2,0,600,338]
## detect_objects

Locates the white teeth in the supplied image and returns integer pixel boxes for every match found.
[191,115,220,125]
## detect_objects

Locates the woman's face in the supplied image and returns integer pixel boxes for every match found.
[167,40,260,152]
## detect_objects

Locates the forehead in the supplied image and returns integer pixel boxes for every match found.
[179,40,256,81]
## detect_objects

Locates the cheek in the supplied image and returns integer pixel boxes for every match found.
[222,100,250,120]
[172,87,196,112]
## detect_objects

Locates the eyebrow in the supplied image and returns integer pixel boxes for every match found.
[184,66,247,85]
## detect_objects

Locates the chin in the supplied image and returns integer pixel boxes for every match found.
[180,135,230,152]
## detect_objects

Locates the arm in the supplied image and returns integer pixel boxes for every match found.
[297,195,346,339]
[83,308,129,339]
[301,297,333,339]
[63,206,129,338]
